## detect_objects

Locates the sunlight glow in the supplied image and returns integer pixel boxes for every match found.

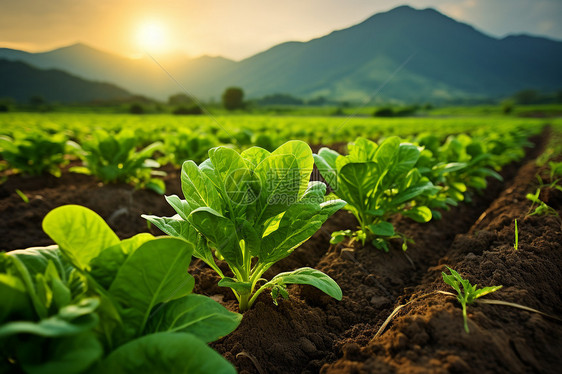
[136,21,168,52]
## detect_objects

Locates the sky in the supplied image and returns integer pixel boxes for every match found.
[1,0,561,60]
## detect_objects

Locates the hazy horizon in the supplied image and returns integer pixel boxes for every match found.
[1,0,561,61]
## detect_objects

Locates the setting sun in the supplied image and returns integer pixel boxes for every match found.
[136,21,168,53]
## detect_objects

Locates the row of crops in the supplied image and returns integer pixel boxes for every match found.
[0,113,550,192]
[0,112,545,372]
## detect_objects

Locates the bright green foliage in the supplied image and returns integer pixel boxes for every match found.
[161,129,218,166]
[415,133,503,206]
[442,266,502,333]
[0,132,67,177]
[144,140,346,311]
[70,129,165,193]
[0,205,240,373]
[314,137,439,251]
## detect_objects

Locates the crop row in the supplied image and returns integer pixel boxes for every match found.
[0,113,543,193]
[0,121,543,373]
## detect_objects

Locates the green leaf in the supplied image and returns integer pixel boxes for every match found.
[16,332,103,374]
[373,136,400,173]
[316,147,340,170]
[402,206,433,223]
[43,205,120,270]
[270,267,342,301]
[97,332,236,374]
[89,233,154,290]
[141,214,217,271]
[109,237,195,335]
[218,277,252,295]
[188,208,243,269]
[392,181,436,206]
[387,143,420,182]
[241,146,271,168]
[368,221,395,237]
[0,298,99,338]
[348,138,378,162]
[181,161,222,213]
[208,146,256,208]
[165,194,193,220]
[0,273,32,322]
[145,294,241,342]
[270,140,314,197]
[473,285,503,300]
[260,195,346,264]
[339,162,378,212]
[254,153,300,223]
[7,245,70,282]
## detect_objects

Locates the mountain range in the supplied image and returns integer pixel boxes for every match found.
[1,5,562,104]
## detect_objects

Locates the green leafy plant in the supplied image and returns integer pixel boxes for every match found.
[69,129,165,193]
[0,132,68,177]
[415,133,503,206]
[161,129,218,166]
[0,205,240,373]
[144,140,345,312]
[314,137,439,251]
[442,266,502,333]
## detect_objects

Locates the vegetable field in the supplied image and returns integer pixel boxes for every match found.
[1,113,561,373]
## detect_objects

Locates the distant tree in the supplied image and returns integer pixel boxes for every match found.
[168,93,194,106]
[373,107,394,117]
[29,95,46,107]
[513,89,540,105]
[501,100,514,115]
[173,105,203,115]
[222,87,245,110]
[129,103,145,114]
[0,97,14,112]
[307,96,327,106]
[257,93,303,106]
[556,90,562,104]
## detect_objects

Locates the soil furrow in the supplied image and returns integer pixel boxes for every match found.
[210,132,548,373]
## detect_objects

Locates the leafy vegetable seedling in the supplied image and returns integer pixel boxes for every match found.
[442,266,502,333]
[144,140,345,312]
[69,129,165,194]
[0,132,68,177]
[314,137,439,251]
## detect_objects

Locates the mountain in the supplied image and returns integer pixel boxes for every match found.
[2,6,562,102]
[212,5,562,102]
[0,59,133,103]
[0,43,236,101]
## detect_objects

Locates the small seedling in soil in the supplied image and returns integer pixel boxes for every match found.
[526,188,558,217]
[442,266,502,333]
[514,219,518,250]
[15,189,29,203]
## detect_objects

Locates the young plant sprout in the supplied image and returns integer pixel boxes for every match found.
[514,219,518,250]
[441,266,502,333]
[144,140,345,311]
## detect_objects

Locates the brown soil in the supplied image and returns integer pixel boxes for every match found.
[1,131,561,374]
[0,165,182,251]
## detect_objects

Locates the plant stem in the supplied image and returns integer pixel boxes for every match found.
[462,303,469,333]
[239,293,250,312]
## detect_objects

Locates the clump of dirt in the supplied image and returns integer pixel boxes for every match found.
[0,166,181,251]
